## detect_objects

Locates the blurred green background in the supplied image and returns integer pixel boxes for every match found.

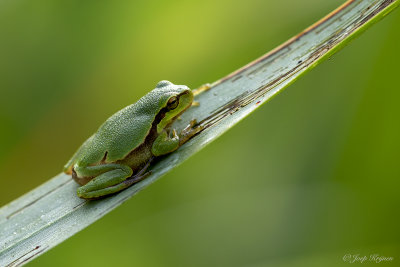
[1,0,399,266]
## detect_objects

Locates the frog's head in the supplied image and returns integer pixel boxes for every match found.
[155,80,194,133]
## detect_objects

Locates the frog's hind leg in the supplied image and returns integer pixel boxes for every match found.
[74,163,133,199]
[75,159,153,199]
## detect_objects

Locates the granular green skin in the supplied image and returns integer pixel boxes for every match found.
[63,80,195,198]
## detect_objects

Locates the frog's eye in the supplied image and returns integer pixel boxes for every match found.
[167,96,179,110]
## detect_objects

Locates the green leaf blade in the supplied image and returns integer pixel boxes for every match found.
[1,0,398,265]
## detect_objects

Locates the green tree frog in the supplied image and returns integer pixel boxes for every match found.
[64,80,202,199]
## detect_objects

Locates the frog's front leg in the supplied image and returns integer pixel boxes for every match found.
[192,83,211,97]
[74,163,133,199]
[151,121,203,157]
[179,119,203,145]
[151,129,180,156]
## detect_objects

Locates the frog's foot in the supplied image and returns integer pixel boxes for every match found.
[192,101,200,107]
[123,170,151,188]
[179,119,203,145]
[192,83,211,97]
[122,158,153,187]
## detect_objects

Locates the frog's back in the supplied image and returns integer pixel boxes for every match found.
[65,82,187,170]
[91,95,159,163]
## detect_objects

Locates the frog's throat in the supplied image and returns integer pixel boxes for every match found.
[156,91,193,133]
